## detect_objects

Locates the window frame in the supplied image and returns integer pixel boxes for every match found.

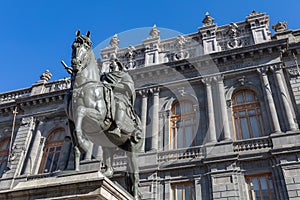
[171,181,195,200]
[170,100,196,149]
[245,173,277,200]
[38,128,66,173]
[232,89,266,140]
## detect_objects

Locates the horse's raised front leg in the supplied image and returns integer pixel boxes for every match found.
[102,147,115,178]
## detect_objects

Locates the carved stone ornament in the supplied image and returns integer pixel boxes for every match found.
[109,34,120,48]
[174,35,189,60]
[288,68,300,76]
[40,70,52,82]
[125,45,136,69]
[272,21,288,32]
[202,12,214,26]
[149,24,160,38]
[226,23,242,49]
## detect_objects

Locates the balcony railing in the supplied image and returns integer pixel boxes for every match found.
[0,88,31,103]
[233,136,273,152]
[158,146,205,163]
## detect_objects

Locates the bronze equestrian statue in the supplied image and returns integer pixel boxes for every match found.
[62,30,143,199]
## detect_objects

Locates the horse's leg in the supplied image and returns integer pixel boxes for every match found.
[102,147,115,178]
[67,120,81,171]
[127,149,140,200]
[74,106,92,160]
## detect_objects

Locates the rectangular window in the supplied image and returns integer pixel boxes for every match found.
[171,181,195,200]
[245,174,276,200]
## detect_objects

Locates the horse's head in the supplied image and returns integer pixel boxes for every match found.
[71,30,92,72]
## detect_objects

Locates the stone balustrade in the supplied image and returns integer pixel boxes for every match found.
[0,88,31,103]
[157,146,205,162]
[233,136,273,152]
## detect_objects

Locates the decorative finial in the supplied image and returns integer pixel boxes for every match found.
[272,21,288,32]
[202,12,214,26]
[149,24,160,38]
[40,70,52,82]
[249,10,260,16]
[109,34,120,48]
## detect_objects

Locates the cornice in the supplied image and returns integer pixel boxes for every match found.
[0,89,67,114]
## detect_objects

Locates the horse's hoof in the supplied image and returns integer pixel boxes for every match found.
[103,167,114,178]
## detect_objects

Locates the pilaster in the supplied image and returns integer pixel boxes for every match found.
[257,67,282,133]
[202,78,217,143]
[216,76,231,140]
[2,117,36,189]
[150,87,160,151]
[271,65,297,131]
[137,89,149,152]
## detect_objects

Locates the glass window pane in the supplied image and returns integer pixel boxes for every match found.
[185,127,193,147]
[59,132,65,140]
[252,178,261,200]
[51,152,60,172]
[177,121,183,127]
[268,176,276,199]
[239,111,246,116]
[236,93,244,104]
[177,186,183,200]
[177,129,184,149]
[235,119,241,140]
[45,153,53,173]
[260,176,269,200]
[248,109,256,115]
[240,118,250,139]
[176,104,181,115]
[245,92,254,102]
[250,116,260,138]
[185,185,191,200]
[259,116,265,136]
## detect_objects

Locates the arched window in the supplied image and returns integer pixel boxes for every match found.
[39,128,66,173]
[0,137,10,174]
[232,89,265,140]
[170,100,196,149]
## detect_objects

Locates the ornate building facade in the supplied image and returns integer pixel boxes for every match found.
[0,11,300,199]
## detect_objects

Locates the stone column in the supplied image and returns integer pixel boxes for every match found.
[140,89,148,152]
[216,76,231,140]
[150,87,160,151]
[203,78,217,143]
[272,65,297,131]
[258,67,281,133]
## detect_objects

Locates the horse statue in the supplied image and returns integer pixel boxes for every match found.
[62,30,143,199]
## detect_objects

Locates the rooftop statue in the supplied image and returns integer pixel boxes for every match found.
[62,30,143,199]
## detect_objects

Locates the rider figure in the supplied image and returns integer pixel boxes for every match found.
[101,59,136,137]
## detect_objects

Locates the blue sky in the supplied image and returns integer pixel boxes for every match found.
[0,0,299,93]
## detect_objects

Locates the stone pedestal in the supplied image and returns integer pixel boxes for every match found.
[0,171,133,200]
